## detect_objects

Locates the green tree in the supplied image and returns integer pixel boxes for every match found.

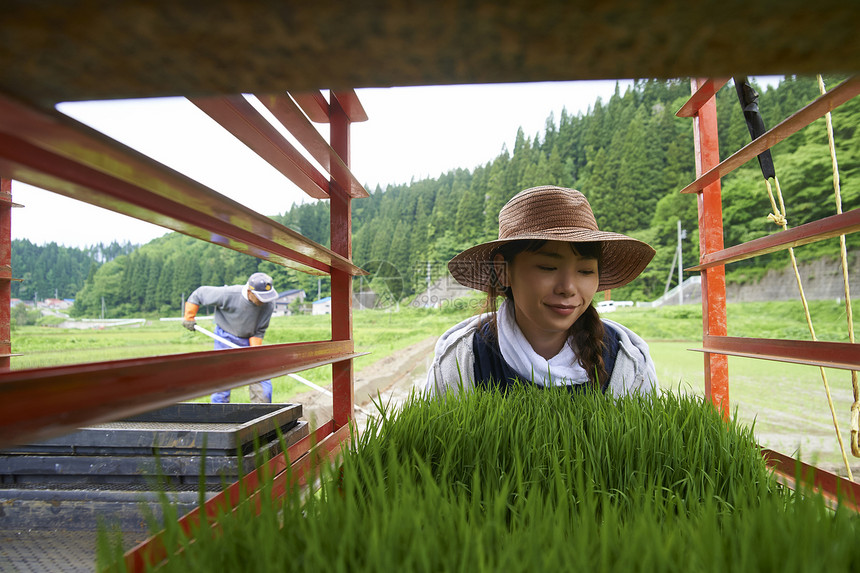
[454,177,485,244]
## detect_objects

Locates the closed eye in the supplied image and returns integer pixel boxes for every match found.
[537,265,556,271]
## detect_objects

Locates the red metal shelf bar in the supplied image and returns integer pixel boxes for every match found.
[189,95,331,200]
[688,208,860,271]
[289,90,368,124]
[694,335,860,371]
[762,448,860,513]
[675,78,729,118]
[681,75,860,194]
[0,133,340,276]
[329,94,356,429]
[691,77,729,418]
[0,178,9,372]
[291,91,330,123]
[0,94,363,277]
[255,93,369,198]
[0,340,367,448]
[331,90,369,123]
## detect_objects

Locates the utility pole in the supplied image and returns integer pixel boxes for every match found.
[677,220,683,305]
[677,220,687,305]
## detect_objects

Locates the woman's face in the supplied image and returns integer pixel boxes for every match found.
[495,240,600,358]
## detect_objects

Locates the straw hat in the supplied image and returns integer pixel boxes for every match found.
[448,186,655,293]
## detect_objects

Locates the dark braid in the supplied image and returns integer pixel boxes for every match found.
[483,239,607,388]
[570,305,606,388]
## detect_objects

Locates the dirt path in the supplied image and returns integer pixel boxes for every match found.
[291,336,437,433]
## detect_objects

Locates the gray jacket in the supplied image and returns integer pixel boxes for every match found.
[188,285,274,339]
[424,314,658,398]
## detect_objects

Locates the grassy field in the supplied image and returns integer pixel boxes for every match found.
[10,299,859,474]
[10,305,469,402]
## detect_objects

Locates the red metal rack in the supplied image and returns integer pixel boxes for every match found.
[0,90,368,490]
[678,76,860,503]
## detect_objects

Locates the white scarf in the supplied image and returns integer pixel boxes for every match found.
[496,299,589,387]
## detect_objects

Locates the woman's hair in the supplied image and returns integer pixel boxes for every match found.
[484,239,607,388]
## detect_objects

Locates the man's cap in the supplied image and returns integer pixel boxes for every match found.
[247,272,278,302]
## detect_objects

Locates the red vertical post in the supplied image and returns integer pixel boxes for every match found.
[0,178,11,371]
[329,96,354,429]
[691,78,729,417]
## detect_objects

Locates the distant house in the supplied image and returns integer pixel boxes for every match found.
[44,298,73,310]
[273,289,306,316]
[9,298,22,307]
[311,296,332,316]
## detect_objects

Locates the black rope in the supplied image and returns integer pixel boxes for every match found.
[733,77,776,180]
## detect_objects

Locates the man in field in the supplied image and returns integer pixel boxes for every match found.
[182,272,278,403]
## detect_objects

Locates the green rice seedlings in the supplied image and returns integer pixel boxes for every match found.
[355,384,772,511]
[102,386,860,572]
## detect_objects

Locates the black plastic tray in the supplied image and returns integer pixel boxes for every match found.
[1,402,302,456]
[0,403,307,487]
[0,422,308,487]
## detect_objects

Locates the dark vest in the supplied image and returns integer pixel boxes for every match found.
[472,320,620,394]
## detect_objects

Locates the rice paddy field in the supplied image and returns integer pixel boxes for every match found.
[97,387,860,571]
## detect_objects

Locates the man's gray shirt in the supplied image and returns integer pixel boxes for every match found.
[188,285,274,339]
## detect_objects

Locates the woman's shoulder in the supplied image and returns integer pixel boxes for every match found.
[601,317,659,394]
[600,317,653,370]
[601,318,647,346]
[425,312,490,396]
[433,313,487,357]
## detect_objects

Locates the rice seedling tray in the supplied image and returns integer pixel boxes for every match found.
[1,402,303,457]
[0,403,308,536]
[0,403,307,487]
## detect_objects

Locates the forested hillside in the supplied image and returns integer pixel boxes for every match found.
[16,76,859,317]
[346,75,859,300]
[11,240,136,301]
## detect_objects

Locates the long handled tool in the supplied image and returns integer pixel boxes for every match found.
[193,323,371,415]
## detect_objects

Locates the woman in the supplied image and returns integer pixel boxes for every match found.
[425,185,658,397]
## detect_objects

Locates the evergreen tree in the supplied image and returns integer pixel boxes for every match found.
[410,193,432,263]
[144,256,162,311]
[369,218,392,263]
[11,239,112,301]
[155,258,175,312]
[615,105,659,232]
[483,151,511,239]
[454,176,485,244]
[388,219,412,287]
[172,253,202,304]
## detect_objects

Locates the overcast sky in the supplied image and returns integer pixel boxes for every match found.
[9,78,778,248]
